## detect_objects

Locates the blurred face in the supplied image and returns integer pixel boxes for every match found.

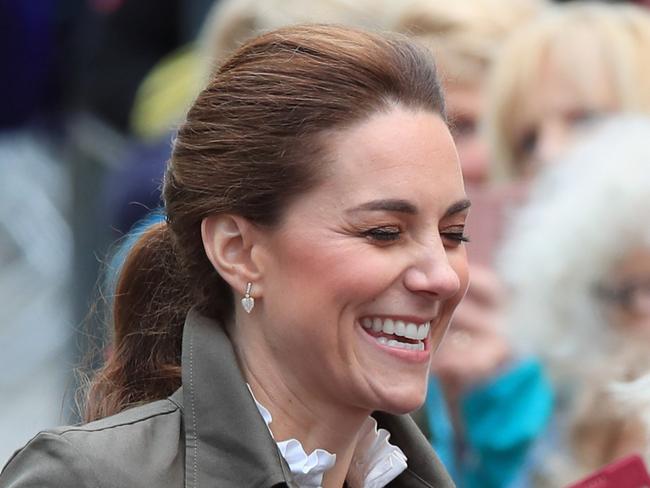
[511,58,617,178]
[446,81,490,188]
[598,246,650,335]
[253,107,470,414]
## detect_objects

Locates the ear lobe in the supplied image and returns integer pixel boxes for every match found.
[201,214,261,292]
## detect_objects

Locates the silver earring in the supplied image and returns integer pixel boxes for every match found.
[241,282,255,313]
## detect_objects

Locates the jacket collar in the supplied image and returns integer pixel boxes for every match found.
[180,308,454,488]
[181,309,293,487]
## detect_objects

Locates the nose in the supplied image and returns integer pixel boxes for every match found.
[403,242,463,300]
[531,119,571,169]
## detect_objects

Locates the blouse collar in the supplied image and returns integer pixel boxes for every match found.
[248,385,408,488]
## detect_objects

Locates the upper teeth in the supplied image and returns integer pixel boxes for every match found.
[361,317,430,341]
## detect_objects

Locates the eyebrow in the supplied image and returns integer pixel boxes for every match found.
[443,198,472,218]
[347,199,417,215]
[347,198,471,217]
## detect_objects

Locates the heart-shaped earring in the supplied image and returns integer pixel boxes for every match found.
[241,282,255,313]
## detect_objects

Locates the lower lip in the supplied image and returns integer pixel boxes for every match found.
[357,322,431,364]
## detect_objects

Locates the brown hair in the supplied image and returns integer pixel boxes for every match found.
[85,24,446,421]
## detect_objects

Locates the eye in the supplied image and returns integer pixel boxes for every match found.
[360,226,402,243]
[568,109,599,127]
[441,227,470,246]
[518,129,538,158]
[450,115,477,140]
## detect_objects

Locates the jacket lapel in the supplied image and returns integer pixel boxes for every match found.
[181,309,295,488]
[373,412,454,487]
[179,309,454,488]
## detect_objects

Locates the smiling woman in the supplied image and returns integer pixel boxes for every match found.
[1,25,468,488]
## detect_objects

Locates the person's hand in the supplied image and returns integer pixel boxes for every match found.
[431,265,513,398]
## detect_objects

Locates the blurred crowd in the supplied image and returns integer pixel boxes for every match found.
[2,0,650,486]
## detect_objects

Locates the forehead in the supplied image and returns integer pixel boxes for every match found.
[516,38,618,126]
[318,106,464,202]
[544,50,615,106]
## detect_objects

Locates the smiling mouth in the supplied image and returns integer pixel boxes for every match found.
[360,317,430,352]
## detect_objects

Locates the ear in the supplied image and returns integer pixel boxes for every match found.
[201,214,263,296]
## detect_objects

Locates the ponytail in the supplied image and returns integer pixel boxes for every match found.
[85,221,197,421]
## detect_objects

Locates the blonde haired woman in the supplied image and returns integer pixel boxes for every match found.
[486,1,650,181]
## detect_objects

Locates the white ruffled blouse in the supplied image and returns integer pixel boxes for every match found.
[247,386,408,488]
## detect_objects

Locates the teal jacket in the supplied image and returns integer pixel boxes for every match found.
[425,360,553,488]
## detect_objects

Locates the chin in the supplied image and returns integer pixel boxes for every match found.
[372,382,428,415]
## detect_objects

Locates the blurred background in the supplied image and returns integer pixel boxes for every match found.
[0,0,219,464]
[2,0,650,486]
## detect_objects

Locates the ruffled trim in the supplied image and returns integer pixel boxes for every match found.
[247,385,407,488]
[277,439,336,488]
[346,417,408,488]
[247,385,336,488]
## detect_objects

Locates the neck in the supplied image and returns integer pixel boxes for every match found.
[232,324,370,488]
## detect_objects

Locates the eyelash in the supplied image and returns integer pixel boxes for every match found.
[361,226,402,242]
[360,227,470,244]
[442,232,470,244]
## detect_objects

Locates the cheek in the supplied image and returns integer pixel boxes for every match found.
[271,235,403,305]
[614,310,650,335]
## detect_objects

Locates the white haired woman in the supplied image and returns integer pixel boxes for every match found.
[498,116,650,485]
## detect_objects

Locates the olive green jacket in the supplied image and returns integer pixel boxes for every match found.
[0,310,454,487]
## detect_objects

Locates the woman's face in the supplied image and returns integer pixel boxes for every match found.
[510,57,617,178]
[253,107,470,415]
